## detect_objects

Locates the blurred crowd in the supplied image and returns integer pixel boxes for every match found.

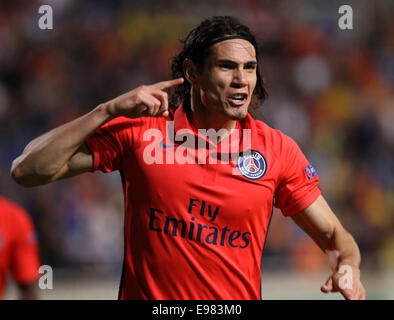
[0,0,393,276]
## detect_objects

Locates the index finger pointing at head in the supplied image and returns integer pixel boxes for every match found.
[154,77,184,90]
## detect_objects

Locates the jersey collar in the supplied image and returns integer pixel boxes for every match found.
[173,101,259,152]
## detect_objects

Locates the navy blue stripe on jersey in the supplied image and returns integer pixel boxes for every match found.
[117,170,127,300]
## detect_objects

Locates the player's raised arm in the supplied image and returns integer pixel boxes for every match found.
[10,78,184,187]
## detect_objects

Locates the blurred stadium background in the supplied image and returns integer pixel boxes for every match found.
[1,0,393,299]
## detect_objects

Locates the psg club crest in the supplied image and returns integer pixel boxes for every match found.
[237,150,267,180]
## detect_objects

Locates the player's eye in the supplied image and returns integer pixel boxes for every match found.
[244,63,257,70]
[219,63,234,70]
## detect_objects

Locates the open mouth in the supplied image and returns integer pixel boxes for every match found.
[228,93,248,106]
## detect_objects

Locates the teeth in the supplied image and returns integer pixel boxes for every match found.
[230,94,245,100]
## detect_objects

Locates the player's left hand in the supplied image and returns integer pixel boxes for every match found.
[320,264,366,300]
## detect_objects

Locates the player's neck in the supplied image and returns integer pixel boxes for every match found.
[189,98,236,143]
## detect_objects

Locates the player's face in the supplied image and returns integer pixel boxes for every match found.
[195,39,258,121]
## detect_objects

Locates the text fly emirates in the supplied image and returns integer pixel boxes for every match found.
[148,197,251,249]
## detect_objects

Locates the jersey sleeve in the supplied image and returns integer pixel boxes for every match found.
[11,209,40,285]
[274,133,321,217]
[85,117,133,173]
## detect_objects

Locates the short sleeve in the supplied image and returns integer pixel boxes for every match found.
[11,210,40,285]
[274,134,321,217]
[85,117,133,173]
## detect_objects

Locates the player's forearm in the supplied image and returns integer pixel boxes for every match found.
[11,103,113,186]
[328,226,361,269]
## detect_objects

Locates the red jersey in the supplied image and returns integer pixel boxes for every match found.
[85,104,321,299]
[0,197,40,299]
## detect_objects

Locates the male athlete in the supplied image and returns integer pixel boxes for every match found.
[0,196,40,299]
[11,16,365,299]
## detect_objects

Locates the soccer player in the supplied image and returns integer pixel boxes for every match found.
[10,16,366,300]
[0,196,40,299]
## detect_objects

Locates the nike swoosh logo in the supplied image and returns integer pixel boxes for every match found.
[160,140,181,148]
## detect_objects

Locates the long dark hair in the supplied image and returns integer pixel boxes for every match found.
[170,16,268,115]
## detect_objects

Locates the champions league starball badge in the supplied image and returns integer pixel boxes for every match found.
[237,151,267,180]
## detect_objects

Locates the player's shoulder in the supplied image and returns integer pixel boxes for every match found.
[0,196,23,213]
[254,118,295,147]
[102,115,170,132]
[0,197,31,225]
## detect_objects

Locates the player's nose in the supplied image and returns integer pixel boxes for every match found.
[231,67,248,87]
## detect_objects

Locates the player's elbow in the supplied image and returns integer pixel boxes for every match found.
[11,157,24,182]
[10,157,46,188]
[11,161,32,187]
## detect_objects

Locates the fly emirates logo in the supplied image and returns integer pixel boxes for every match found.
[148,197,252,249]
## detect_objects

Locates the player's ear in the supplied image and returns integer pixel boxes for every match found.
[183,58,199,84]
